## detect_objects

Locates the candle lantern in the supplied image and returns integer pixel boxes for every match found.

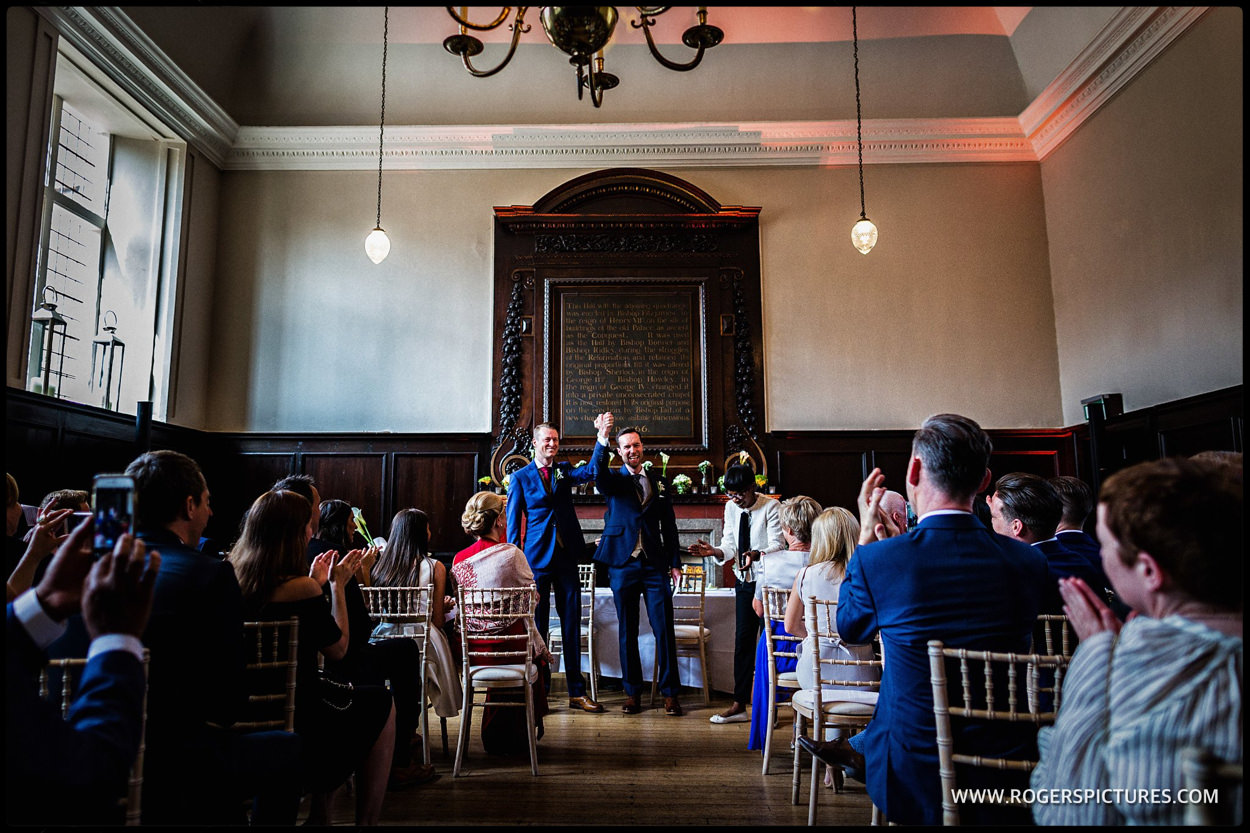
[90,310,126,411]
[30,286,68,398]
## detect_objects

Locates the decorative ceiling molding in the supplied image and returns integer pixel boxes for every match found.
[50,6,1206,172]
[1020,6,1210,160]
[40,6,239,167]
[225,119,1036,171]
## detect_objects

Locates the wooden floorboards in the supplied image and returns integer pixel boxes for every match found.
[310,685,875,827]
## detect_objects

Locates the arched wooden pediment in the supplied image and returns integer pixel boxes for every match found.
[529,168,723,215]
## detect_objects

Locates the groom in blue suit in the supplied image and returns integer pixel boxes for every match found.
[801,413,1048,825]
[506,415,611,713]
[592,424,684,716]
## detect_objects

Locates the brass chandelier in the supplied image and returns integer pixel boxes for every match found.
[443,6,724,108]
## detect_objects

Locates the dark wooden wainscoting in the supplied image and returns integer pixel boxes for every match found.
[768,428,1085,516]
[7,385,1239,553]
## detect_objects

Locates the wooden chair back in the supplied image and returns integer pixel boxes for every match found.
[237,618,299,734]
[38,651,150,825]
[927,639,1071,825]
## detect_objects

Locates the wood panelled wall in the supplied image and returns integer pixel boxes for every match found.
[6,386,1240,553]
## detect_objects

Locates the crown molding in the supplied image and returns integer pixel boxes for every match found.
[40,6,239,167]
[1021,6,1210,160]
[225,119,1036,171]
[47,6,1206,172]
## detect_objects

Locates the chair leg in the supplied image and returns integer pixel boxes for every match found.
[791,713,805,805]
[419,669,432,766]
[762,685,778,775]
[454,686,473,777]
[698,637,710,706]
[808,742,821,825]
[871,804,885,825]
[524,679,539,777]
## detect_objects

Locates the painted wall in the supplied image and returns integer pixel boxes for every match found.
[206,161,1060,432]
[1041,6,1244,424]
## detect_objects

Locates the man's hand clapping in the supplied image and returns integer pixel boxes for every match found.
[857,468,901,545]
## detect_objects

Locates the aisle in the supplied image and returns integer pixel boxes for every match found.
[309,686,875,826]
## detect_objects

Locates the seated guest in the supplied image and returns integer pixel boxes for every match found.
[784,506,878,690]
[747,495,821,749]
[229,490,397,826]
[1048,476,1111,588]
[6,472,26,566]
[125,450,300,825]
[372,508,462,721]
[451,491,553,755]
[275,478,433,790]
[987,472,1103,613]
[6,506,72,603]
[6,521,158,826]
[1031,457,1242,825]
[802,415,1047,825]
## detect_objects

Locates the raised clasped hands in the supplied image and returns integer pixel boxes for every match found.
[856,467,900,544]
[595,411,615,442]
[1059,576,1122,641]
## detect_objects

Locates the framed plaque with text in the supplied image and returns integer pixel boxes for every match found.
[545,279,707,447]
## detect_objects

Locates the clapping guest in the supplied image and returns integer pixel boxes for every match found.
[6,518,159,825]
[230,490,397,826]
[372,508,463,722]
[747,495,821,751]
[6,506,72,602]
[1031,457,1242,825]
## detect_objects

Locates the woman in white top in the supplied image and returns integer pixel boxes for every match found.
[784,506,879,786]
[371,508,462,719]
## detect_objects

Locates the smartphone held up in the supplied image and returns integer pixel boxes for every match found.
[92,474,135,558]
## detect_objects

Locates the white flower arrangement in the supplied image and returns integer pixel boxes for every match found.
[671,474,693,495]
[351,507,375,547]
[660,452,670,478]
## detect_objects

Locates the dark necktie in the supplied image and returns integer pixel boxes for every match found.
[635,473,648,504]
[738,509,751,571]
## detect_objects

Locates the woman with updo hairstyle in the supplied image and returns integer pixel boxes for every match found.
[229,490,396,826]
[450,490,552,755]
[372,508,462,719]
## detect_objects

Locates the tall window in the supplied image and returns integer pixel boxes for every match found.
[26,47,185,418]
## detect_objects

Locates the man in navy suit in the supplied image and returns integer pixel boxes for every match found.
[593,424,685,716]
[801,413,1048,825]
[6,519,158,825]
[987,472,1106,614]
[506,415,611,713]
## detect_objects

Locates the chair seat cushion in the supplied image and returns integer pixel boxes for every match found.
[468,663,537,684]
[674,624,711,640]
[778,671,799,683]
[791,688,879,716]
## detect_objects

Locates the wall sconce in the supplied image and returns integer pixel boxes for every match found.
[90,310,126,411]
[30,285,68,398]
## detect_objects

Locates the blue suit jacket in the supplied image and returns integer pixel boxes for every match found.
[1035,537,1106,614]
[6,604,146,825]
[591,442,680,572]
[506,450,601,572]
[1055,530,1110,588]
[836,512,1047,825]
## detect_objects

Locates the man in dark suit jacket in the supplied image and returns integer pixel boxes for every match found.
[6,518,157,826]
[802,414,1048,825]
[1048,475,1113,589]
[593,423,685,716]
[127,450,300,824]
[988,472,1106,614]
[506,416,610,713]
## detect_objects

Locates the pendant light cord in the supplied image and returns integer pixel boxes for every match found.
[376,7,389,229]
[853,6,867,221]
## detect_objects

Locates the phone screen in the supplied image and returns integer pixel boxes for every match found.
[92,475,135,557]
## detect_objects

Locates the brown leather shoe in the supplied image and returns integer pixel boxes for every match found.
[798,736,865,771]
[569,695,605,713]
[664,696,683,716]
[621,696,641,714]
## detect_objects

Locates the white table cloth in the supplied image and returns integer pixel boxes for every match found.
[550,587,737,694]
